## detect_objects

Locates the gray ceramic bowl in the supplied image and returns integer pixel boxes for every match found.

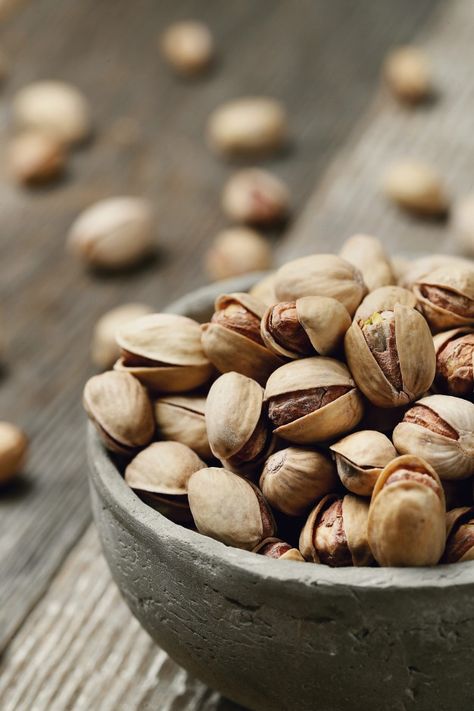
[88,275,474,711]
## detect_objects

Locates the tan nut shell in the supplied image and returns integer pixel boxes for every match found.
[248,271,278,307]
[116,313,214,392]
[259,447,338,516]
[154,395,211,460]
[444,507,474,563]
[299,494,339,562]
[344,304,436,408]
[400,255,472,290]
[382,160,448,215]
[253,537,305,562]
[206,371,264,461]
[339,234,395,292]
[201,293,282,385]
[188,467,276,550]
[354,285,417,321]
[83,371,155,454]
[125,441,205,496]
[368,454,446,566]
[393,394,474,480]
[264,357,364,444]
[433,326,474,355]
[413,263,474,331]
[330,430,397,496]
[274,254,367,316]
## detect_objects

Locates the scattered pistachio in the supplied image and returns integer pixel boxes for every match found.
[205,227,272,281]
[383,46,432,104]
[0,422,28,485]
[382,160,448,216]
[160,20,214,76]
[221,168,289,225]
[8,131,67,185]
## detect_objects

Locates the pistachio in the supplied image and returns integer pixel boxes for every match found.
[354,285,417,321]
[344,304,435,408]
[201,293,282,385]
[248,272,278,307]
[330,430,397,497]
[453,194,474,256]
[0,422,28,485]
[400,254,472,290]
[188,467,276,549]
[83,371,155,455]
[8,131,67,185]
[260,446,338,516]
[207,97,288,157]
[391,255,412,285]
[274,254,367,316]
[368,455,446,566]
[125,441,205,525]
[222,168,289,225]
[261,296,351,359]
[299,494,373,566]
[205,371,272,474]
[12,80,91,145]
[205,228,272,281]
[154,394,211,460]
[253,538,304,561]
[68,197,154,270]
[92,303,153,370]
[413,263,474,331]
[160,20,214,76]
[392,394,474,480]
[442,507,474,564]
[433,327,474,399]
[116,313,214,392]
[339,234,395,292]
[383,46,432,104]
[264,357,364,444]
[382,160,448,215]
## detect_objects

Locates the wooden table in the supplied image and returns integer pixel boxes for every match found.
[4,0,474,707]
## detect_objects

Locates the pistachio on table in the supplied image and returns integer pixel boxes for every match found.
[0,422,28,485]
[442,507,474,563]
[264,357,364,444]
[344,304,435,408]
[8,130,67,186]
[204,227,272,281]
[274,254,367,316]
[383,46,432,104]
[205,371,273,475]
[221,168,289,226]
[188,467,276,550]
[368,455,446,566]
[413,263,474,332]
[125,441,205,525]
[260,447,338,516]
[261,296,351,359]
[201,292,282,385]
[83,371,155,455]
[382,160,448,216]
[116,313,214,392]
[160,20,214,76]
[433,327,474,399]
[392,394,474,480]
[299,494,373,567]
[154,394,211,461]
[339,234,395,292]
[253,537,304,562]
[330,430,397,497]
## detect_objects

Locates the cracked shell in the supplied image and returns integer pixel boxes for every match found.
[433,327,474,399]
[442,506,474,563]
[253,537,305,561]
[354,285,417,321]
[330,430,397,497]
[413,263,474,332]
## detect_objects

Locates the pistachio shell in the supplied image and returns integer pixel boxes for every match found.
[354,285,417,321]
[442,507,474,563]
[342,495,374,566]
[413,263,474,331]
[393,394,474,479]
[368,454,446,566]
[274,254,367,316]
[248,271,278,307]
[433,326,474,398]
[83,371,155,454]
[296,296,351,355]
[339,234,395,292]
[330,430,397,496]
[188,467,276,549]
[259,446,338,516]
[253,537,305,561]
[125,441,205,496]
[299,494,339,562]
[264,357,364,444]
[382,160,448,215]
[154,394,211,460]
[205,372,264,460]
[400,255,472,290]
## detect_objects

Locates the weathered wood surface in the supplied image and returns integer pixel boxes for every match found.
[0,0,441,654]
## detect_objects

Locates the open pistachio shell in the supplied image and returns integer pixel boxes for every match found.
[342,495,374,566]
[330,430,397,496]
[442,506,474,563]
[83,371,155,455]
[188,467,276,550]
[115,313,214,392]
[274,254,367,316]
[125,441,205,496]
[368,454,446,566]
[253,537,305,561]
[354,285,417,321]
[299,494,339,563]
[264,357,364,444]
[345,304,435,408]
[433,327,474,399]
[260,446,338,516]
[339,234,395,292]
[154,394,211,460]
[413,263,474,332]
[400,255,472,290]
[393,394,474,480]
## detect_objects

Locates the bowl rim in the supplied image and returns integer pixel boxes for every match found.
[88,273,474,592]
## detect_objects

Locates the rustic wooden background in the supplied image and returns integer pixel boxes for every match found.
[0,0,459,708]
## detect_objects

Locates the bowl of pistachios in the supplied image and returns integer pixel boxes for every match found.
[86,240,474,711]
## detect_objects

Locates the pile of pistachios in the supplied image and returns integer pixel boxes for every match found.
[83,236,474,567]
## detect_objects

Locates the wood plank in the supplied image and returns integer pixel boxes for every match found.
[0,0,441,651]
